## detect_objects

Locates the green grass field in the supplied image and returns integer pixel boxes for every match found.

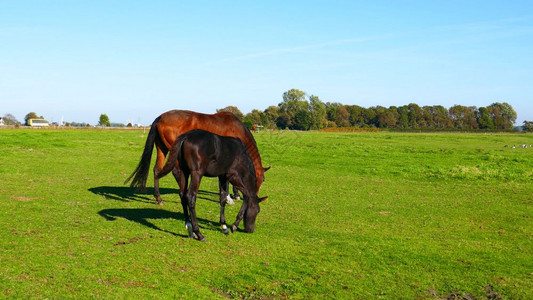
[0,129,531,299]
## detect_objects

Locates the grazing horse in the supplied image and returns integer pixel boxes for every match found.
[157,129,267,241]
[125,110,269,205]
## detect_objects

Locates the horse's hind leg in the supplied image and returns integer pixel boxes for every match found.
[218,176,230,234]
[224,183,235,205]
[231,185,241,201]
[153,145,166,205]
[172,166,182,199]
[179,173,193,238]
[187,172,205,242]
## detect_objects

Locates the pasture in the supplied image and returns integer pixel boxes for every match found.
[0,129,531,299]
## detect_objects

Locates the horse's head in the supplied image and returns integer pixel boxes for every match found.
[244,196,268,233]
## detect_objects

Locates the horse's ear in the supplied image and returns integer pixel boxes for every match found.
[259,196,268,202]
[263,166,271,173]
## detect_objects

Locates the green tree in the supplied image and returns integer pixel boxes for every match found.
[407,103,422,128]
[325,102,341,123]
[449,105,469,129]
[362,107,377,127]
[217,106,244,120]
[421,106,435,128]
[449,105,479,130]
[477,107,494,129]
[294,110,311,130]
[244,109,264,125]
[376,106,398,128]
[397,106,409,128]
[487,102,517,130]
[98,114,110,127]
[276,112,290,129]
[523,120,533,132]
[347,105,364,127]
[264,105,280,129]
[278,89,309,129]
[282,89,306,104]
[335,105,351,127]
[243,109,265,129]
[431,105,451,128]
[309,95,327,130]
[24,112,39,125]
[466,106,479,130]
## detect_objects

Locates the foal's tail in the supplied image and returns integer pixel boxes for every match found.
[157,134,186,178]
[124,116,161,190]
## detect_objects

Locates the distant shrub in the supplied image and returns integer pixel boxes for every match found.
[320,127,380,133]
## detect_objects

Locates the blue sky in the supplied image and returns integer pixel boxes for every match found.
[1,1,532,125]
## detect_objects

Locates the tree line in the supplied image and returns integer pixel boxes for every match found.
[219,88,523,131]
[1,89,529,131]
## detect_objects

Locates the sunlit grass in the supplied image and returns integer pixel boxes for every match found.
[0,129,531,298]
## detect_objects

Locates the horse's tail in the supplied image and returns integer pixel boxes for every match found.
[124,116,161,190]
[157,134,186,178]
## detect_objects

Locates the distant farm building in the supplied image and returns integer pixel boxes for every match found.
[28,119,50,127]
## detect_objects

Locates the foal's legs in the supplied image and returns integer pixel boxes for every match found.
[172,166,181,193]
[187,172,205,241]
[228,177,247,232]
[178,172,193,238]
[218,176,230,234]
[231,185,241,201]
[231,200,248,233]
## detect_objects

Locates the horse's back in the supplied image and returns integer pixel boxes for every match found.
[180,130,243,177]
[156,110,245,149]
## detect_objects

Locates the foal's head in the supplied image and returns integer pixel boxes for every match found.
[238,151,269,233]
[244,195,268,233]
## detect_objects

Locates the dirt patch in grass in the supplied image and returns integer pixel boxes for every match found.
[11,196,40,202]
[114,236,143,246]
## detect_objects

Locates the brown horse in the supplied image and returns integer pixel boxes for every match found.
[125,110,269,204]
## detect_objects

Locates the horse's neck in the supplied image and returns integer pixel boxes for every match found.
[242,134,263,176]
[236,163,257,196]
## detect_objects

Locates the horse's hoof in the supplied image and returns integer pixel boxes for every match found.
[221,225,229,235]
[231,224,238,233]
[235,196,241,201]
[198,237,206,242]
[156,200,164,205]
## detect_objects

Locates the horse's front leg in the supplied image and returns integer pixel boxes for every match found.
[231,200,248,233]
[187,172,205,242]
[152,146,167,205]
[218,176,230,234]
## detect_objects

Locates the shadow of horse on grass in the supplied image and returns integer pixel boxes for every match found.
[97,208,214,238]
[88,186,220,204]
